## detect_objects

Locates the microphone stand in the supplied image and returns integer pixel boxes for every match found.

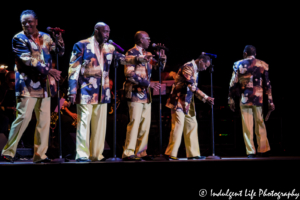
[53,33,64,163]
[107,51,122,161]
[154,47,164,160]
[206,58,221,160]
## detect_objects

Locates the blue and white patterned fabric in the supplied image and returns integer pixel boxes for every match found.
[13,31,64,98]
[68,36,140,104]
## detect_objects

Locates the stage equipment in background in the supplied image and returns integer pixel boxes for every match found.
[0,65,8,72]
[202,52,221,160]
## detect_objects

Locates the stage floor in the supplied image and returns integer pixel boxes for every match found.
[1,156,300,165]
[1,156,299,198]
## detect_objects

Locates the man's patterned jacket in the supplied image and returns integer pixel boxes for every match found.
[68,36,143,104]
[124,45,165,103]
[228,56,273,107]
[166,60,208,115]
[13,31,64,98]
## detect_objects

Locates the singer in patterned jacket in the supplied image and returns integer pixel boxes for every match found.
[122,31,167,161]
[228,45,275,158]
[68,23,152,162]
[165,54,214,160]
[1,10,64,163]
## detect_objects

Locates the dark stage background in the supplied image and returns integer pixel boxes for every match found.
[0,2,297,156]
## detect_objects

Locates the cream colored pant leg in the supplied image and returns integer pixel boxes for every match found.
[2,97,37,157]
[253,106,270,153]
[240,104,270,155]
[89,103,107,161]
[32,97,51,162]
[183,114,200,158]
[240,105,256,154]
[2,97,50,162]
[165,109,200,158]
[122,102,151,158]
[135,103,151,157]
[76,104,92,159]
[165,111,185,157]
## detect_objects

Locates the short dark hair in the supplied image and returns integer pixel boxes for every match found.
[20,10,37,22]
[198,55,211,63]
[243,45,256,56]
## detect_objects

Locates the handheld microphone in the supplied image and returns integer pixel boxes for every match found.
[202,52,217,58]
[47,27,65,33]
[152,43,169,51]
[108,40,124,52]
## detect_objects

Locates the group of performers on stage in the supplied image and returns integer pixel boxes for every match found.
[0,10,275,163]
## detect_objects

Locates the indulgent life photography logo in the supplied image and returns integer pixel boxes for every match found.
[199,189,299,199]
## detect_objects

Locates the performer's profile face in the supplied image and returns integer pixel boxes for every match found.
[21,14,38,35]
[96,25,110,44]
[140,33,151,49]
[198,60,210,71]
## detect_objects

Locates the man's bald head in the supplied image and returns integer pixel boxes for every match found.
[94,22,110,44]
[94,22,107,30]
[134,31,151,49]
[134,31,147,44]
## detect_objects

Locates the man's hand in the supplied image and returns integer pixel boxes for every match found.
[206,97,214,105]
[156,43,166,61]
[150,82,161,91]
[70,112,77,121]
[52,30,64,46]
[269,104,275,111]
[229,103,235,112]
[48,69,62,81]
[265,104,275,121]
[143,53,155,62]
[68,94,76,105]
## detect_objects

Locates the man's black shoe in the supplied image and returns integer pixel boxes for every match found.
[247,154,256,158]
[141,155,154,160]
[76,157,91,162]
[2,155,14,163]
[188,156,206,160]
[34,158,52,163]
[258,151,270,157]
[122,155,142,161]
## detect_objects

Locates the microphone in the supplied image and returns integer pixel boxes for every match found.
[108,40,124,52]
[152,43,169,51]
[47,27,65,33]
[202,52,217,58]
